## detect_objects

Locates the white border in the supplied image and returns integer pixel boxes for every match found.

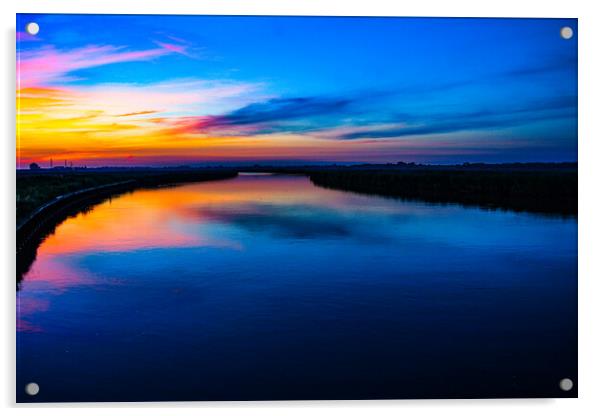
[3,1,602,415]
[10,0,583,18]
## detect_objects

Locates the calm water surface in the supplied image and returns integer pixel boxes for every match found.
[17,174,577,401]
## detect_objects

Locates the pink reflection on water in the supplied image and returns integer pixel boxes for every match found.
[18,175,423,333]
[17,255,98,332]
[18,182,246,331]
[17,297,50,333]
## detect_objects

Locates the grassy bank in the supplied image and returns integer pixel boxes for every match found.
[16,168,238,285]
[309,165,577,216]
[17,168,237,225]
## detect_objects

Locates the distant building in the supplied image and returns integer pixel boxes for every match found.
[29,163,41,170]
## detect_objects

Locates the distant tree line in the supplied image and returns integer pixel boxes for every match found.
[309,168,577,216]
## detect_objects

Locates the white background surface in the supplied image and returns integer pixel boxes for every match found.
[2,0,601,414]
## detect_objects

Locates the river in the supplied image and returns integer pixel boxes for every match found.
[16,173,577,401]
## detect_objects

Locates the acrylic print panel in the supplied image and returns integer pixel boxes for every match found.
[16,14,577,402]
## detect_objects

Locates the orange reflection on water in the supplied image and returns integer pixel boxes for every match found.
[39,183,245,257]
[17,174,449,332]
[22,179,252,293]
[22,174,420,293]
[37,175,333,254]
[38,174,424,258]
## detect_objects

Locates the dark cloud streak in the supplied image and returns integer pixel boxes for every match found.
[502,56,577,78]
[340,96,577,140]
[195,96,354,131]
[188,58,577,140]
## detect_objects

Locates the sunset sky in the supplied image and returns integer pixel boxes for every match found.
[16,14,577,168]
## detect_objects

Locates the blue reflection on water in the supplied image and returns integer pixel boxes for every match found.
[17,174,577,401]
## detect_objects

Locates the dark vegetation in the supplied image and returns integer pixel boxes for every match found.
[17,168,237,226]
[17,163,577,226]
[307,163,577,216]
[16,168,237,286]
[16,162,576,285]
[17,184,134,288]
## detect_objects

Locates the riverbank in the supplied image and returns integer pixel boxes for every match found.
[16,171,577,401]
[17,168,238,225]
[16,169,237,285]
[16,163,577,283]
[308,165,577,216]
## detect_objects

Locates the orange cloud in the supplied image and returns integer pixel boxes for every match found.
[115,110,159,117]
[16,78,269,167]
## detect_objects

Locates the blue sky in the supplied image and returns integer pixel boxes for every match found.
[17,14,577,166]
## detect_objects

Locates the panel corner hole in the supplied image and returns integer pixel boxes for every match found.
[25,22,40,36]
[25,382,39,396]
[560,26,573,39]
[559,378,574,391]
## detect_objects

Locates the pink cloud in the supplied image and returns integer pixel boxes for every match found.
[17,43,180,88]
[154,41,195,58]
[166,35,190,44]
